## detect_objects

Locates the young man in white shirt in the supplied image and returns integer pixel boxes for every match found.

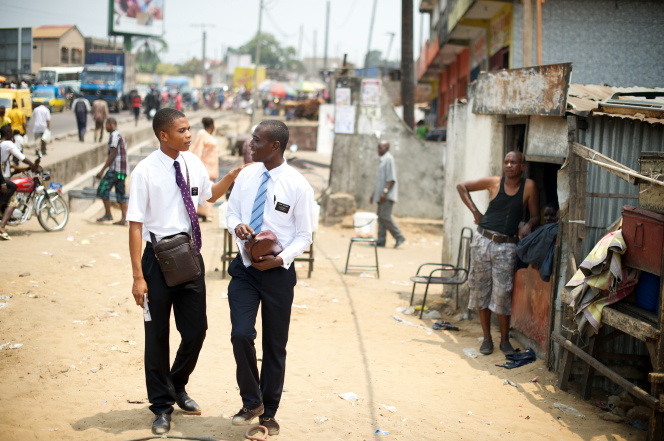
[31,103,50,156]
[126,108,245,435]
[0,125,37,240]
[226,120,314,436]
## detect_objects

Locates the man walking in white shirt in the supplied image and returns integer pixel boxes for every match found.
[226,120,314,436]
[126,108,245,435]
[31,103,51,156]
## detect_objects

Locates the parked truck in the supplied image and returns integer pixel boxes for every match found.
[80,51,136,113]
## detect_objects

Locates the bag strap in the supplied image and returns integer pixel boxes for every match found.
[149,231,158,257]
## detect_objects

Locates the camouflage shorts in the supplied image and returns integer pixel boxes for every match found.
[467,231,516,316]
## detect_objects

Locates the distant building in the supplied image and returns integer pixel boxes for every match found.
[302,57,344,78]
[84,37,123,57]
[32,25,85,72]
[417,0,664,126]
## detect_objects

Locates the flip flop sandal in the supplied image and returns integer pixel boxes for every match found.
[96,215,113,223]
[0,232,11,241]
[113,220,128,226]
[479,340,494,355]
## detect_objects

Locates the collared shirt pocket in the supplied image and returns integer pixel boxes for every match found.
[271,195,294,225]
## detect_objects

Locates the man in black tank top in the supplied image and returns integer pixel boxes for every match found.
[456,151,540,355]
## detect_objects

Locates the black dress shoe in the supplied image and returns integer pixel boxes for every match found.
[259,417,280,435]
[231,404,264,426]
[176,391,201,415]
[152,413,171,435]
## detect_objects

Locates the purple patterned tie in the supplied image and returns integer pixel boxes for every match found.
[173,160,202,254]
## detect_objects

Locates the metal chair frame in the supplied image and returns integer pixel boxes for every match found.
[409,227,473,319]
[344,237,380,278]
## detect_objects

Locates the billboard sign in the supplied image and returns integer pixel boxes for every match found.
[232,67,266,92]
[109,0,165,37]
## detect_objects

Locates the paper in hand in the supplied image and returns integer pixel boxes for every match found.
[235,239,252,267]
[143,293,152,322]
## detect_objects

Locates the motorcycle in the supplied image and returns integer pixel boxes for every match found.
[2,161,69,232]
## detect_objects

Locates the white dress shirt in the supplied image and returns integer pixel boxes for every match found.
[127,149,213,243]
[227,161,314,269]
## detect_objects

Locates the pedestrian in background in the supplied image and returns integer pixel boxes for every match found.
[175,90,182,112]
[370,141,405,248]
[12,129,24,166]
[131,91,142,126]
[191,117,218,221]
[0,107,11,129]
[72,96,91,142]
[7,100,26,136]
[191,88,199,111]
[92,93,109,142]
[31,102,50,156]
[95,118,129,225]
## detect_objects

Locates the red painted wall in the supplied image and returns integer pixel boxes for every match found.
[437,48,470,126]
[511,265,552,352]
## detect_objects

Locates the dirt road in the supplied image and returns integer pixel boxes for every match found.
[0,201,644,440]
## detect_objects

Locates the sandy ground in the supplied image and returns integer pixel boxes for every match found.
[0,143,647,440]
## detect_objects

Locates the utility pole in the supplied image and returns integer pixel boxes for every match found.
[252,0,264,123]
[401,0,414,129]
[536,0,544,65]
[419,13,423,54]
[297,25,303,60]
[323,0,330,70]
[313,30,317,77]
[522,0,532,67]
[383,32,395,78]
[363,0,379,77]
[191,23,215,87]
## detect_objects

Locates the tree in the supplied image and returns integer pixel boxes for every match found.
[155,63,179,75]
[176,58,202,76]
[229,33,304,73]
[135,37,168,73]
[366,50,382,67]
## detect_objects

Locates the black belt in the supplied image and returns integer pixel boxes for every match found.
[477,227,519,244]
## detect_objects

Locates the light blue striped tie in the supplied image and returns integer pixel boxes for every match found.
[249,171,270,233]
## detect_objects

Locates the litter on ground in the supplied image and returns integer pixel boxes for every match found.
[553,403,585,418]
[504,379,519,388]
[381,404,397,412]
[338,392,359,402]
[463,348,479,358]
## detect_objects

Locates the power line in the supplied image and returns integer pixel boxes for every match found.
[263,8,297,39]
[334,0,358,29]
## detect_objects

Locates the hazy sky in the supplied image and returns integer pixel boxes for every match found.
[3,0,429,66]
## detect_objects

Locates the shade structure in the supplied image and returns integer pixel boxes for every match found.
[296,80,326,92]
[258,79,276,93]
[270,82,287,98]
[0,76,6,83]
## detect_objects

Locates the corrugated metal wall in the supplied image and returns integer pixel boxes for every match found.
[572,115,664,393]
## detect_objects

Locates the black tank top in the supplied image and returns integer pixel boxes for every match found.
[478,176,525,236]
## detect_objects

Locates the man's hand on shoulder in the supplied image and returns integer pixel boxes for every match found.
[252,255,284,271]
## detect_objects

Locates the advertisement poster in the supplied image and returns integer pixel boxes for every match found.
[361,79,381,106]
[335,87,351,106]
[317,104,335,155]
[334,105,356,135]
[111,0,165,37]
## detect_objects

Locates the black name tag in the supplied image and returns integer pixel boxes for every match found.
[191,187,198,196]
[275,202,290,213]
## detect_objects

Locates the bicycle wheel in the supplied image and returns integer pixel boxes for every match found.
[37,195,69,232]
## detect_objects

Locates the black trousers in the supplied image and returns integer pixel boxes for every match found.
[142,244,208,415]
[227,255,296,418]
[0,180,17,206]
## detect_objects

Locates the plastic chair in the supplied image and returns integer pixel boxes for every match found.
[409,227,473,318]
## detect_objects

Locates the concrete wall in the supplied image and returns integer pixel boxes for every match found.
[512,0,664,87]
[442,93,504,263]
[286,123,318,152]
[328,76,445,220]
